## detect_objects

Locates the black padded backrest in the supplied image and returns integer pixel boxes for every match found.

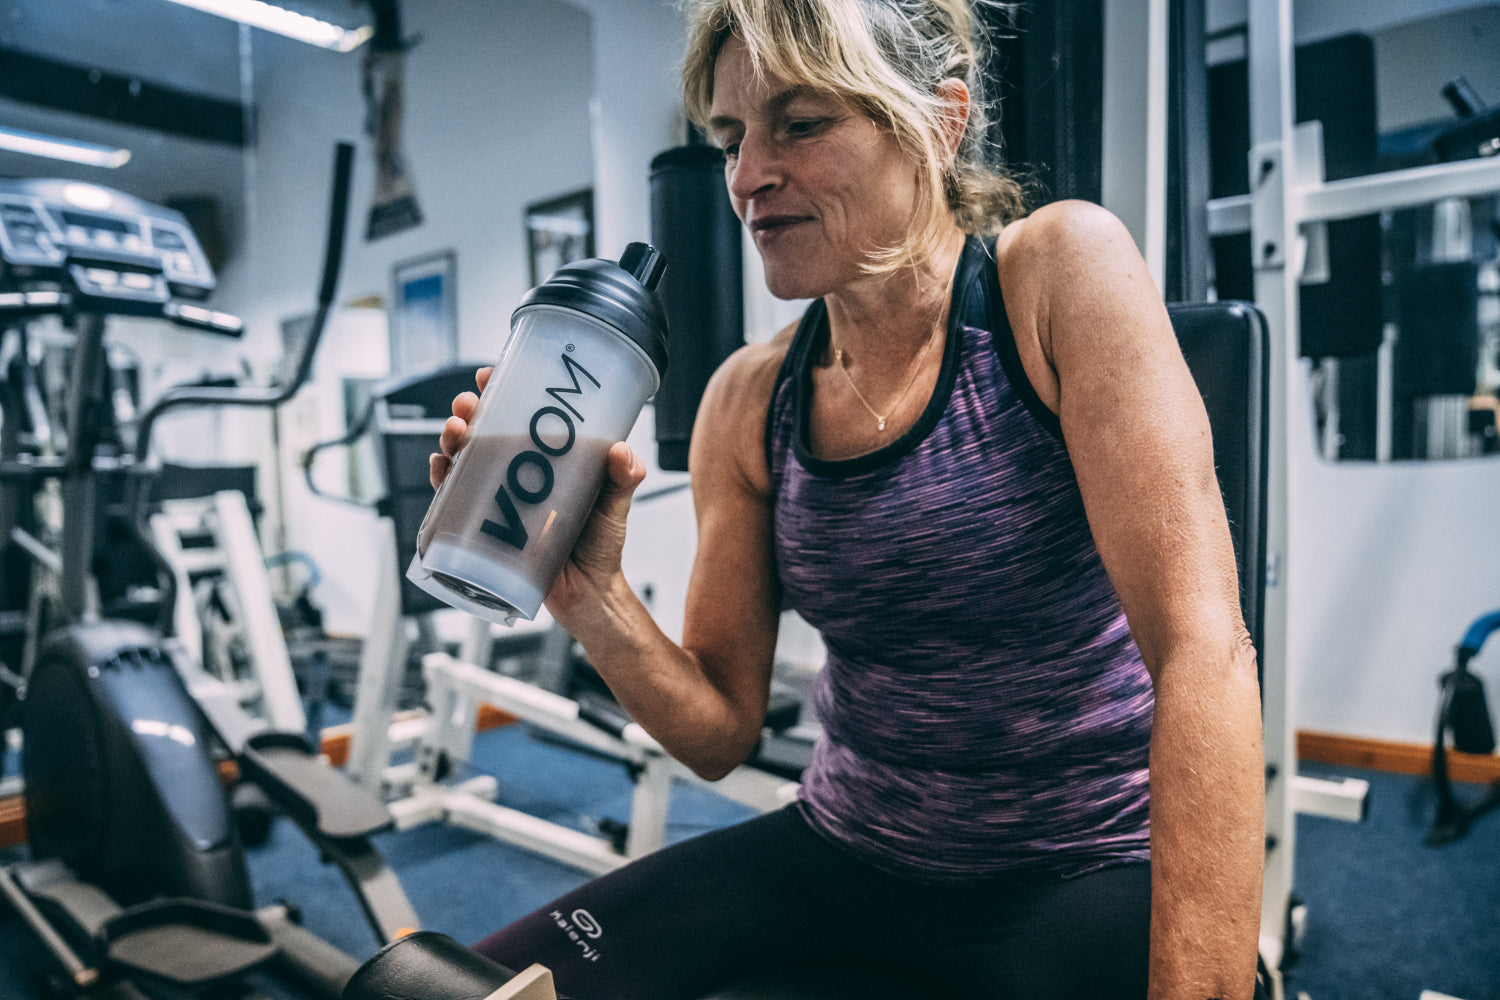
[1167,300,1269,657]
[371,364,485,617]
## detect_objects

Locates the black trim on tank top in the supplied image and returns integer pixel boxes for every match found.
[763,303,816,476]
[762,236,1063,477]
[782,240,985,478]
[980,239,1064,442]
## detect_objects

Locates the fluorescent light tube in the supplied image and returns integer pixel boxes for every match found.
[0,126,131,168]
[158,0,373,52]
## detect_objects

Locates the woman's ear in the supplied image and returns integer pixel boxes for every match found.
[935,77,971,166]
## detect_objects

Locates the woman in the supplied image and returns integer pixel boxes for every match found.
[433,2,1264,997]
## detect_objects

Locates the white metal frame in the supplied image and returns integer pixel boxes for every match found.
[150,489,307,735]
[375,648,797,877]
[352,644,793,873]
[1224,0,1500,990]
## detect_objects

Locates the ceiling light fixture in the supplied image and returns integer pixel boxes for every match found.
[158,0,373,52]
[0,126,132,169]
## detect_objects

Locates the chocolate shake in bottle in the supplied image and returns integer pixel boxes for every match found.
[408,243,669,624]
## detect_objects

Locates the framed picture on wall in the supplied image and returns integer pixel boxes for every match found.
[526,189,595,287]
[390,250,458,377]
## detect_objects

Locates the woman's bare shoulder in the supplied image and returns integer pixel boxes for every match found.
[705,319,799,411]
[692,319,800,493]
[996,200,1132,277]
[994,201,1141,368]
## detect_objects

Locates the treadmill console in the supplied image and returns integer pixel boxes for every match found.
[0,179,216,308]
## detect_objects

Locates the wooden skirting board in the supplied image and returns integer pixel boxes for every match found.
[318,705,518,768]
[0,794,21,851]
[3,728,1498,850]
[1297,731,1500,783]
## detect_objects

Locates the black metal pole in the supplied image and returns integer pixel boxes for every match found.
[60,312,110,621]
[132,141,355,466]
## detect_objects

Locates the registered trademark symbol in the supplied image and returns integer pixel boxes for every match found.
[566,344,575,352]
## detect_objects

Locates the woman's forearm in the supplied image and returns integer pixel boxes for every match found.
[559,573,768,780]
[1146,640,1265,1000]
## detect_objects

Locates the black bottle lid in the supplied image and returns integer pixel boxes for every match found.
[514,242,670,379]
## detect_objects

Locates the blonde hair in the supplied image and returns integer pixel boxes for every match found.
[680,0,1027,271]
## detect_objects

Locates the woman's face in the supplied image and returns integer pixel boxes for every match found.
[708,36,921,300]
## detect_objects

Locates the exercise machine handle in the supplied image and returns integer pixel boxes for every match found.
[131,140,355,464]
[1458,609,1500,666]
[161,301,244,336]
[0,292,243,339]
[0,290,69,321]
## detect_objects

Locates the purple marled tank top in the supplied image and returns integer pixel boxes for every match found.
[766,238,1153,883]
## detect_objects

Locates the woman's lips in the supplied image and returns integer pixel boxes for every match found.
[750,215,810,242]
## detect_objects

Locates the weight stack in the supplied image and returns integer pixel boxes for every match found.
[650,144,743,472]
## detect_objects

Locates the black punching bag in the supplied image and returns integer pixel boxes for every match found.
[650,144,743,472]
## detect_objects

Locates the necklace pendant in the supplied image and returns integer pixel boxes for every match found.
[877,418,886,431]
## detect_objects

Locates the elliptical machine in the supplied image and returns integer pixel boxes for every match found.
[0,144,419,999]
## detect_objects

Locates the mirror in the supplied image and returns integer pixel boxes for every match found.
[1207,3,1500,462]
[1301,5,1500,462]
[0,0,600,625]
[0,0,250,295]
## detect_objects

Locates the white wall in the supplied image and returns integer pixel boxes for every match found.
[240,0,596,366]
[1292,440,1500,744]
[558,0,689,256]
[1371,5,1500,132]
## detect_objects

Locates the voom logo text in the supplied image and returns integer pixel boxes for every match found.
[480,350,601,551]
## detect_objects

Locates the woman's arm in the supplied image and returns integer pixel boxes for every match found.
[999,201,1265,1000]
[432,337,789,781]
[555,336,789,780]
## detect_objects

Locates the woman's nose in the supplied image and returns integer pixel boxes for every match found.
[727,137,779,202]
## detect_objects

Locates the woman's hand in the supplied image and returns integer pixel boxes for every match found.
[429,367,492,489]
[544,440,648,630]
[425,364,647,629]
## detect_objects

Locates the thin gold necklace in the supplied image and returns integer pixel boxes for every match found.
[832,325,942,432]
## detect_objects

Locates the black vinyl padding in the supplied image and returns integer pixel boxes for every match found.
[102,898,276,986]
[1167,300,1269,658]
[695,965,946,1000]
[239,731,394,842]
[344,931,517,1000]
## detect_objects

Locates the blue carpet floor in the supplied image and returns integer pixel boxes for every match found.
[2,734,1497,999]
[1281,762,1500,1000]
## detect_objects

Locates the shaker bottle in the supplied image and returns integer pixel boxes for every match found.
[407,242,669,625]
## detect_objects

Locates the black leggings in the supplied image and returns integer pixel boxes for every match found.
[472,805,1163,1000]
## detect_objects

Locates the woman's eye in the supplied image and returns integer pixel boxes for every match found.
[722,141,740,158]
[786,119,823,137]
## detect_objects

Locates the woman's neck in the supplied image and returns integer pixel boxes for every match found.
[821,226,967,368]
